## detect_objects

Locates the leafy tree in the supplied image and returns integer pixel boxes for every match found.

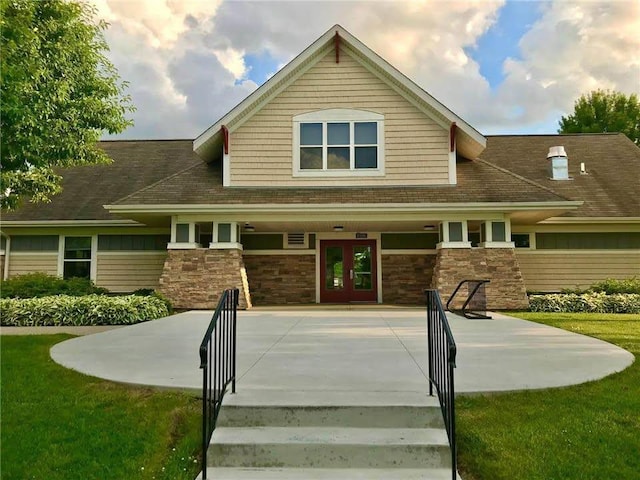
[0,0,134,210]
[558,90,640,146]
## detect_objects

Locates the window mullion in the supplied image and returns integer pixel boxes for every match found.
[350,122,355,170]
[322,122,328,170]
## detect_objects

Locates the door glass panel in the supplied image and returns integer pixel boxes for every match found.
[325,246,344,290]
[353,246,372,291]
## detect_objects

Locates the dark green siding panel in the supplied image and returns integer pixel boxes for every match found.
[449,222,463,242]
[309,234,316,247]
[11,235,59,251]
[536,232,640,249]
[1,236,6,250]
[176,224,189,243]
[218,223,232,243]
[242,234,284,250]
[492,222,506,242]
[381,233,439,249]
[98,235,170,251]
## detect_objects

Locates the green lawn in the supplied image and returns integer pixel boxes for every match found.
[456,313,640,480]
[0,335,202,480]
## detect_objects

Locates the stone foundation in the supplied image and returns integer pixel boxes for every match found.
[432,248,528,310]
[243,254,316,305]
[158,249,251,309]
[381,254,436,304]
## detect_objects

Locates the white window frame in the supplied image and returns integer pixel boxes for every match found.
[293,109,385,177]
[58,235,97,281]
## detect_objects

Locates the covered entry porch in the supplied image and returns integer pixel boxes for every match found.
[155,209,543,310]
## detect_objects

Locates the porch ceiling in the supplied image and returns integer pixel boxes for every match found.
[240,220,439,233]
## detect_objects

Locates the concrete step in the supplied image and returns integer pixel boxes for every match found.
[208,426,451,468]
[197,467,462,479]
[217,390,444,428]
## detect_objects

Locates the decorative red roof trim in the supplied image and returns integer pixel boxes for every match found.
[221,125,229,154]
[450,122,457,152]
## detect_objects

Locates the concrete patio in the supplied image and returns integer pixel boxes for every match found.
[50,309,634,394]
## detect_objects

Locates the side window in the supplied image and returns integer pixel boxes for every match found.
[63,237,92,279]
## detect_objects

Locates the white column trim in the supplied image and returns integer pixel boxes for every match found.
[223,141,231,187]
[57,236,64,277]
[170,216,177,243]
[90,235,98,282]
[448,147,457,184]
[3,236,10,280]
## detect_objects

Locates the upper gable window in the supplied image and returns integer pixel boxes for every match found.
[293,109,384,177]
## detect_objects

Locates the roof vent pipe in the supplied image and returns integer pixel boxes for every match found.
[547,146,570,180]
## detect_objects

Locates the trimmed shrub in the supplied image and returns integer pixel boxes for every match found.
[0,273,109,299]
[132,288,173,315]
[529,292,640,314]
[0,294,170,326]
[590,277,640,295]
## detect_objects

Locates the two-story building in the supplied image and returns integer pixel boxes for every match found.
[2,25,639,309]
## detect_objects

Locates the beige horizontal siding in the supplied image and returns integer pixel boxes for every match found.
[8,253,58,277]
[517,251,640,292]
[231,48,450,187]
[96,253,166,293]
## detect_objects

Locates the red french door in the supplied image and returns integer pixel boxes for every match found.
[320,239,377,303]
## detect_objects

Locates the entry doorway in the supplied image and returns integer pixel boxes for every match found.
[320,239,377,303]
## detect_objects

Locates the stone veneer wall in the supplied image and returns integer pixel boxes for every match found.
[432,248,528,310]
[158,249,251,309]
[382,254,436,304]
[243,254,316,305]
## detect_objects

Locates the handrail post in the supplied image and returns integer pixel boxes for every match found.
[199,288,239,480]
[232,288,238,393]
[425,289,457,480]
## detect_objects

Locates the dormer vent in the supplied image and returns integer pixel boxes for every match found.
[547,146,570,180]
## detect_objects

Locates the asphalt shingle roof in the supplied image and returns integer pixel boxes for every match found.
[479,133,640,217]
[4,133,638,222]
[2,140,199,221]
[114,157,566,206]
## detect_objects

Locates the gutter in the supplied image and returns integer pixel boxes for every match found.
[104,201,583,215]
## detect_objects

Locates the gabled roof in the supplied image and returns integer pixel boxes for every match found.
[108,155,568,208]
[194,24,486,161]
[480,133,640,218]
[1,140,199,222]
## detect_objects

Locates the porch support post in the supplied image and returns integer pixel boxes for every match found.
[432,218,528,310]
[160,218,252,310]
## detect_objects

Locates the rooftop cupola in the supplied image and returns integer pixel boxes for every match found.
[547,146,570,180]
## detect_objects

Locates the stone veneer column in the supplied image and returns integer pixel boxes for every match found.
[158,248,252,310]
[431,248,528,310]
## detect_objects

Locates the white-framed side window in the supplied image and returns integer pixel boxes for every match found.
[293,109,385,177]
[59,236,97,281]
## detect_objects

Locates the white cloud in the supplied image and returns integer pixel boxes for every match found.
[93,0,639,139]
[484,0,640,133]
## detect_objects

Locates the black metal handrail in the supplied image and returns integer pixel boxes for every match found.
[199,288,239,480]
[425,289,457,480]
[446,279,492,319]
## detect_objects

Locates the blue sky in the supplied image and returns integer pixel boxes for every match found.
[466,1,544,90]
[242,2,547,90]
[96,0,639,139]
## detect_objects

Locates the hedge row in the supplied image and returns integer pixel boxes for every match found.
[0,272,109,298]
[0,294,170,327]
[529,292,640,314]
